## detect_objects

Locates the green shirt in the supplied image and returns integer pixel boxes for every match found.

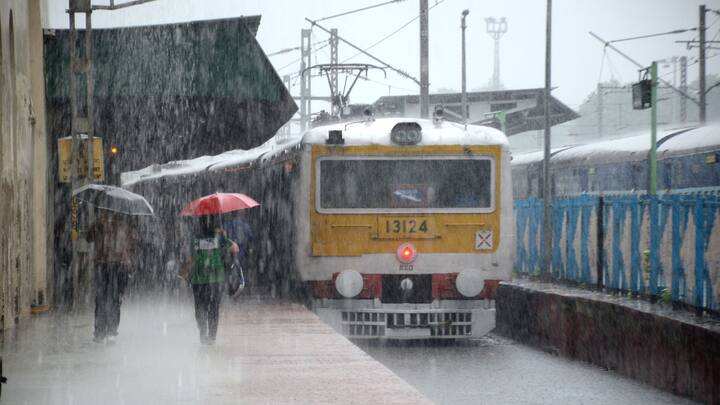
[190,235,231,285]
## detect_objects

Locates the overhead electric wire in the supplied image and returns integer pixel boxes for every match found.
[590,31,700,106]
[267,39,328,57]
[711,25,720,43]
[91,0,157,10]
[602,52,624,83]
[312,31,331,61]
[307,18,419,84]
[684,15,719,46]
[709,14,720,28]
[340,0,446,64]
[310,0,406,23]
[597,48,607,84]
[302,0,445,85]
[276,41,331,72]
[359,75,417,93]
[607,28,697,44]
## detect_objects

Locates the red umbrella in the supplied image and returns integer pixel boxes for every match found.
[180,192,259,217]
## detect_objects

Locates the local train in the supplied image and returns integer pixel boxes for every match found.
[124,117,514,339]
[512,123,720,199]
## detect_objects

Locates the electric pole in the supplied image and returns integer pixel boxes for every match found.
[461,9,469,122]
[68,0,96,308]
[330,28,339,115]
[542,0,552,277]
[300,29,312,131]
[67,0,157,308]
[485,17,507,90]
[283,74,292,134]
[699,4,706,124]
[680,56,687,123]
[420,0,429,118]
[597,83,603,138]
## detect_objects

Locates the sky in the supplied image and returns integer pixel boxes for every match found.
[44,0,720,112]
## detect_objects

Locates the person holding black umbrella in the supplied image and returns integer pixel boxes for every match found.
[74,184,153,343]
[86,213,140,343]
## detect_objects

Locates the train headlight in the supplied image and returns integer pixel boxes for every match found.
[455,270,485,297]
[400,277,413,292]
[335,270,363,298]
[396,242,417,264]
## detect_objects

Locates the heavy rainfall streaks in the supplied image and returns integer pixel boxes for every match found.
[2,1,720,405]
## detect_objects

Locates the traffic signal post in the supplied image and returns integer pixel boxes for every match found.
[649,62,658,196]
[633,62,658,195]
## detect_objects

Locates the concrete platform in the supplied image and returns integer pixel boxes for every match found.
[495,278,720,404]
[0,294,432,404]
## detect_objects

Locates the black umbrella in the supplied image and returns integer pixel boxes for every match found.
[72,184,154,216]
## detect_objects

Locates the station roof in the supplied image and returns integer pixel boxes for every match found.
[44,16,297,172]
[43,16,276,99]
[373,89,579,136]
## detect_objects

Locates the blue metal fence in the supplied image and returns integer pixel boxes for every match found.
[514,193,720,313]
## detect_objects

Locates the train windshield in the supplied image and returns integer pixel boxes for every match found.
[318,156,494,212]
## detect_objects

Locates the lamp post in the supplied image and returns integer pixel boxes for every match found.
[485,17,507,90]
[461,9,469,122]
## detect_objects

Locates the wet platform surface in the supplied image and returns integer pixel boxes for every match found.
[0,294,432,405]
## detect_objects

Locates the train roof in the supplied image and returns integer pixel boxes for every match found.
[510,146,573,165]
[511,122,719,167]
[122,118,508,187]
[303,117,508,147]
[658,123,720,156]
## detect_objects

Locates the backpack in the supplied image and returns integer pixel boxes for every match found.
[190,236,227,284]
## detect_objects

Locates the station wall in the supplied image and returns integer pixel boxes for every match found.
[0,0,49,330]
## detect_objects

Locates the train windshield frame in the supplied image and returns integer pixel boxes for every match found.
[316,155,496,214]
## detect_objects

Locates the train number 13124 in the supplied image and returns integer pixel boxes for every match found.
[384,219,428,234]
[378,217,435,239]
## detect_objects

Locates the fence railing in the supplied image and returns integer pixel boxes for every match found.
[514,192,720,313]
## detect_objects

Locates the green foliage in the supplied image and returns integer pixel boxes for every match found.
[661,287,672,304]
[643,250,651,274]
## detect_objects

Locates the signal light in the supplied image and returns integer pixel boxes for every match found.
[110,146,119,155]
[396,242,416,264]
[632,79,652,110]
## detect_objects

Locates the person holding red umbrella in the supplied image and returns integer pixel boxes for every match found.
[182,214,238,344]
[180,193,258,344]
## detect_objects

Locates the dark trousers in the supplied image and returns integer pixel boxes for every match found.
[94,262,127,338]
[192,283,223,339]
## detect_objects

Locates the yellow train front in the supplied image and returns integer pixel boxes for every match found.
[294,118,514,339]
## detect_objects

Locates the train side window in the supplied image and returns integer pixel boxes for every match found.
[662,161,672,189]
[527,172,534,198]
[579,168,588,192]
[631,163,642,190]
